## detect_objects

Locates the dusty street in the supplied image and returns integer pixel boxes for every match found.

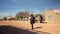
[0,20,60,34]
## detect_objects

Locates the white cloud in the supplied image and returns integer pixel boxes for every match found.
[0,10,18,17]
[54,10,60,12]
[0,12,10,19]
[0,12,9,17]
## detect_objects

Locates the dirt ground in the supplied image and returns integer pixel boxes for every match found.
[0,20,60,34]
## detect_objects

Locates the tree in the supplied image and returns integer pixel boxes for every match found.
[3,17,7,20]
[16,11,30,19]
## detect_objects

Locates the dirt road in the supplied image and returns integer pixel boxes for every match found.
[0,20,60,34]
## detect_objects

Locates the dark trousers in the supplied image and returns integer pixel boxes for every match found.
[31,24,33,30]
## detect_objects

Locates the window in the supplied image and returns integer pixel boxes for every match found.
[48,15,52,20]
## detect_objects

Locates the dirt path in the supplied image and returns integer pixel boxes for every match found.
[0,21,60,34]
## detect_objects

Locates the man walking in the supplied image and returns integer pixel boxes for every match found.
[30,14,35,30]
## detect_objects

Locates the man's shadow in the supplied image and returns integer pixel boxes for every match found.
[34,27,42,29]
[28,26,51,34]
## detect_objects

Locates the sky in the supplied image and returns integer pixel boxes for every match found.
[0,0,60,18]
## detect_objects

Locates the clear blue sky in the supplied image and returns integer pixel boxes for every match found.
[0,0,60,18]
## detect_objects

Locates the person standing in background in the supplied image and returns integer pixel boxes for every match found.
[40,14,43,23]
